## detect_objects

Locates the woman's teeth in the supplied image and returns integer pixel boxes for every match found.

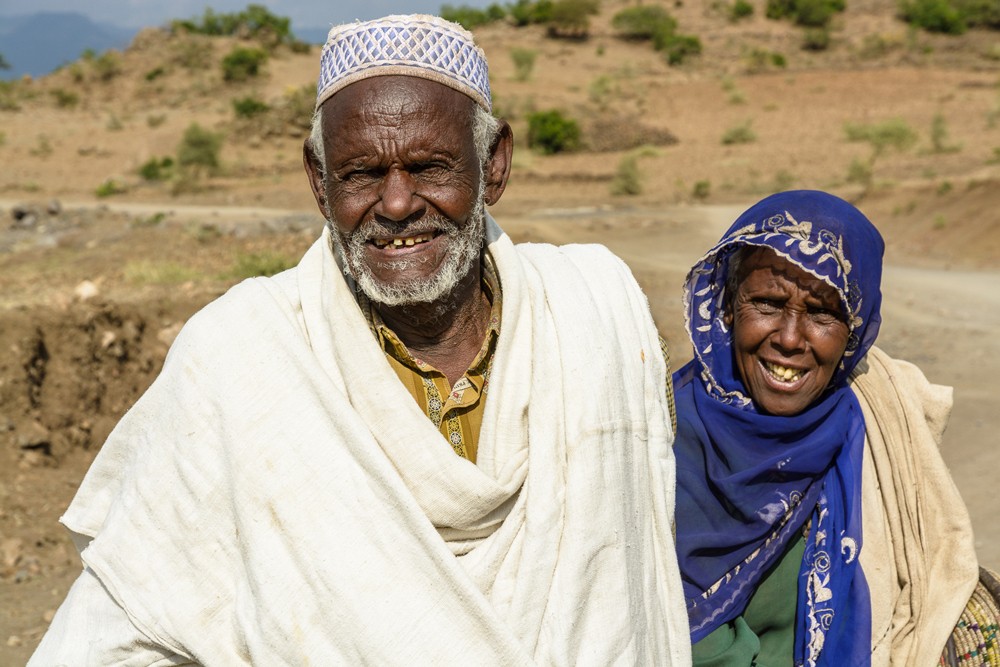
[765,361,802,383]
[371,233,434,249]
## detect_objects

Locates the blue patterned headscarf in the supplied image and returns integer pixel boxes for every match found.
[673,191,884,665]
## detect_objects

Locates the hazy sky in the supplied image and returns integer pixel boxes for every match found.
[0,0,496,31]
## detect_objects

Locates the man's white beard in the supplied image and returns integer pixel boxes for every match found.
[330,193,486,307]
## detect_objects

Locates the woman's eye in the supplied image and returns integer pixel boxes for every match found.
[752,298,782,313]
[808,306,843,323]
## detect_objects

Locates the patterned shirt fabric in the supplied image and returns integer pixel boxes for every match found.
[659,335,677,432]
[358,253,502,463]
[358,251,678,464]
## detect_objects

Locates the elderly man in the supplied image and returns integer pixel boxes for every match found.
[31,15,689,665]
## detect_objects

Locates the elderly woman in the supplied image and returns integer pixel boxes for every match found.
[673,190,997,665]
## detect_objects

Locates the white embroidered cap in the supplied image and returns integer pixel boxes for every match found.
[316,14,492,112]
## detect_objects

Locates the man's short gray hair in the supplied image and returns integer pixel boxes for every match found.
[307,103,500,183]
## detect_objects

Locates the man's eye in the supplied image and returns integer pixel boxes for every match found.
[341,169,376,183]
[410,163,447,176]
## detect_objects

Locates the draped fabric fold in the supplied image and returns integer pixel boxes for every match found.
[55,217,690,665]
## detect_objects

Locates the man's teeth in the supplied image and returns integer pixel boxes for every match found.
[765,362,802,383]
[372,233,434,249]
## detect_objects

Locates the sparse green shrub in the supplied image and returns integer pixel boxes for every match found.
[930,113,961,153]
[177,123,224,174]
[107,115,124,131]
[0,81,21,111]
[51,89,79,108]
[145,66,166,81]
[657,33,703,65]
[440,4,506,29]
[899,0,967,33]
[510,47,538,82]
[125,260,201,285]
[728,90,747,104]
[612,6,677,39]
[745,47,787,71]
[172,5,297,47]
[844,118,917,193]
[230,251,296,279]
[802,26,831,50]
[138,156,175,181]
[526,109,582,154]
[589,74,615,108]
[766,0,844,26]
[937,180,953,195]
[221,46,268,82]
[233,96,270,118]
[731,0,755,20]
[173,37,213,70]
[932,214,948,229]
[29,135,53,157]
[509,0,555,26]
[547,0,600,38]
[844,118,918,155]
[611,155,643,195]
[277,84,316,134]
[721,120,757,145]
[693,180,711,199]
[95,178,127,197]
[147,114,167,128]
[93,51,123,81]
[67,63,86,83]
[956,0,1000,28]
[846,157,873,186]
[132,212,167,228]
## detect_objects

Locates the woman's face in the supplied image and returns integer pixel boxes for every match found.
[728,248,851,416]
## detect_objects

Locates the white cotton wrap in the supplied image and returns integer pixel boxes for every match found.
[54,218,691,665]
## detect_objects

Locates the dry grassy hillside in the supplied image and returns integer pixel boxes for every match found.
[1,0,999,660]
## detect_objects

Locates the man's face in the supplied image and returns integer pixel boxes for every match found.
[311,76,486,306]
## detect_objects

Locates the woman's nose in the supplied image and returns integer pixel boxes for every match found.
[774,310,807,352]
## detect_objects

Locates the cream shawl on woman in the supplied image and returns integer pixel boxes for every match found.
[49,219,690,665]
[854,346,979,665]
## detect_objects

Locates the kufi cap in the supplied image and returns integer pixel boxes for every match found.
[316,14,492,112]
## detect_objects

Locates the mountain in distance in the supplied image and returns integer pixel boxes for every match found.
[0,11,335,80]
[0,11,137,80]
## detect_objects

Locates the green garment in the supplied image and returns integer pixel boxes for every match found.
[692,533,806,667]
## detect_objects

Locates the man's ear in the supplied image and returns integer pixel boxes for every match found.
[483,120,513,207]
[303,137,329,220]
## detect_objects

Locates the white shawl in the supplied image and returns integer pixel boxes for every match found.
[55,219,691,665]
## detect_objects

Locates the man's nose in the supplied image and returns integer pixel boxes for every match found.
[376,168,424,222]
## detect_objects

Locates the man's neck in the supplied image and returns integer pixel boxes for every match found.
[373,264,491,386]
